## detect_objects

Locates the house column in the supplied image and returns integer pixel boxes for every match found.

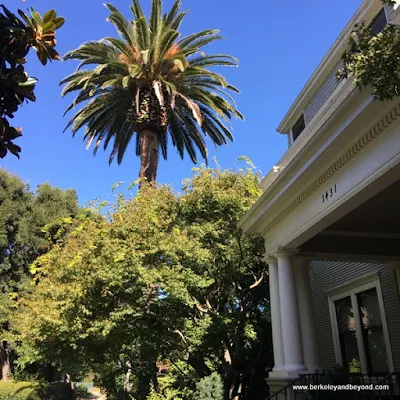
[295,258,321,372]
[275,248,306,372]
[266,256,284,371]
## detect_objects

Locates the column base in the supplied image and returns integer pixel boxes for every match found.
[267,371,301,400]
[283,364,306,372]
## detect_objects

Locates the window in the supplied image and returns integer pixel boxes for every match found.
[291,114,305,142]
[369,9,387,36]
[329,277,392,374]
[335,296,361,372]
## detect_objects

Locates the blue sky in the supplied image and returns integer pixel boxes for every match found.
[1,0,362,206]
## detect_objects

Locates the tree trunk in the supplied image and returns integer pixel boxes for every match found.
[136,360,158,400]
[188,352,211,378]
[139,129,159,186]
[66,374,77,400]
[0,341,11,381]
[121,360,133,399]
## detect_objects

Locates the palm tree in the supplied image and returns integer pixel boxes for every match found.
[61,0,242,185]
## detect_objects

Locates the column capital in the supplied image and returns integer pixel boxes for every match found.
[274,247,299,258]
[263,254,277,264]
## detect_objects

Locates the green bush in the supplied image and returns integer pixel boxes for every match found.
[195,373,224,400]
[0,381,41,400]
[0,381,73,400]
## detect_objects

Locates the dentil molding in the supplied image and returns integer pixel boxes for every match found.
[261,103,400,236]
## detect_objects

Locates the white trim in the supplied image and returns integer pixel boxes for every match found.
[328,275,394,373]
[352,292,368,373]
[328,297,343,366]
[273,147,400,252]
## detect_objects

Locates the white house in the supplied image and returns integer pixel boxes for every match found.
[239,0,400,398]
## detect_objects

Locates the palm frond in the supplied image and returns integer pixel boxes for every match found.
[104,4,136,46]
[61,0,242,173]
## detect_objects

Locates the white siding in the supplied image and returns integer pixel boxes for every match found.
[309,260,400,371]
[303,60,344,125]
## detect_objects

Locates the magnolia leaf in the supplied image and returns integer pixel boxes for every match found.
[43,10,56,23]
[18,77,38,87]
[42,21,55,32]
[6,143,21,158]
[53,17,65,29]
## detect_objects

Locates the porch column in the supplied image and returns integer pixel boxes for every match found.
[295,258,321,372]
[275,248,306,372]
[266,256,284,371]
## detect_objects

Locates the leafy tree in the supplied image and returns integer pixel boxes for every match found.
[0,169,79,381]
[194,372,223,400]
[14,162,271,400]
[61,0,242,185]
[338,0,400,100]
[0,5,64,158]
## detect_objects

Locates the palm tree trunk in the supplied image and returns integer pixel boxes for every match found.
[139,129,159,186]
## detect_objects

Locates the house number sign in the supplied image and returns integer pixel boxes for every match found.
[322,184,337,203]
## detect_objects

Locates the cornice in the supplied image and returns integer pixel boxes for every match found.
[261,103,400,236]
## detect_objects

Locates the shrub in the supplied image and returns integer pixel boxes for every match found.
[0,381,40,400]
[0,381,73,400]
[195,373,224,400]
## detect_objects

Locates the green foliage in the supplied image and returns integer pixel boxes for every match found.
[338,1,400,101]
[194,372,223,400]
[0,381,40,400]
[13,162,271,399]
[0,5,64,158]
[0,381,72,400]
[61,0,242,181]
[0,169,79,309]
[0,169,80,380]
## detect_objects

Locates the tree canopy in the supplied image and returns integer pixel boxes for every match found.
[338,0,400,101]
[0,169,79,381]
[61,0,242,185]
[13,162,271,400]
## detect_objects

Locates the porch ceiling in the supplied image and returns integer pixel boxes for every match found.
[299,179,400,257]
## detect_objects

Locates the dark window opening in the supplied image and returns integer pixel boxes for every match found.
[357,288,388,374]
[369,9,387,36]
[292,114,305,142]
[335,296,361,373]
